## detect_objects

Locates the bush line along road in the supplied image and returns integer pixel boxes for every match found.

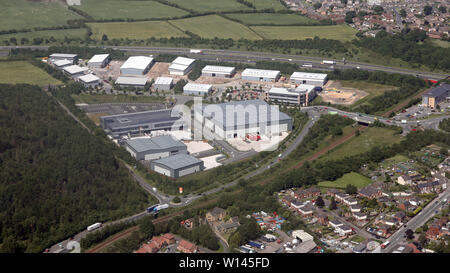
[1,46,448,80]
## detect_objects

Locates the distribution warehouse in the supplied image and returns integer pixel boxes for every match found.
[87,54,111,68]
[241,68,280,82]
[183,83,212,96]
[169,57,196,75]
[49,53,78,64]
[290,72,328,87]
[267,85,317,106]
[125,135,187,161]
[120,56,154,75]
[151,153,204,178]
[194,100,292,139]
[115,76,148,88]
[154,77,174,91]
[100,109,186,139]
[201,65,236,78]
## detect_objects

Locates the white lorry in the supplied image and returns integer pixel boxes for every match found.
[190,49,203,54]
[322,60,336,65]
[87,223,102,232]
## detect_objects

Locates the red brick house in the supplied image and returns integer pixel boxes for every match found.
[177,240,198,253]
[162,233,175,245]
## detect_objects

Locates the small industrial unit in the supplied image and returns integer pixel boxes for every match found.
[154,77,174,91]
[422,83,450,108]
[49,53,78,64]
[168,57,196,75]
[115,76,148,89]
[201,65,236,78]
[53,59,72,69]
[241,68,280,82]
[194,99,292,139]
[87,54,111,68]
[62,65,89,78]
[267,85,317,106]
[183,82,212,96]
[125,135,187,161]
[151,153,204,178]
[290,72,328,87]
[78,73,100,88]
[120,56,154,75]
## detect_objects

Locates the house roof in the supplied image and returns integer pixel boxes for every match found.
[178,240,197,252]
[210,207,226,216]
[359,186,380,197]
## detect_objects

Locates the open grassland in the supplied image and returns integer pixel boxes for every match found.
[0,61,62,85]
[251,25,357,41]
[167,0,251,13]
[0,0,82,31]
[340,80,398,108]
[0,28,87,43]
[88,21,189,40]
[318,172,372,189]
[250,0,287,11]
[71,94,166,104]
[318,127,404,162]
[169,15,262,40]
[225,13,318,25]
[431,39,450,48]
[76,0,189,20]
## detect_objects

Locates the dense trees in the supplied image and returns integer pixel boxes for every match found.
[439,118,450,133]
[0,84,149,252]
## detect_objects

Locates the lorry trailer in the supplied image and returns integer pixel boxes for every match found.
[87,223,102,231]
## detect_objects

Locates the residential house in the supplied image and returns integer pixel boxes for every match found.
[316,214,329,226]
[135,241,159,253]
[353,212,367,221]
[298,206,314,217]
[414,180,442,194]
[335,192,349,203]
[282,196,295,207]
[385,217,399,227]
[151,236,168,249]
[216,222,240,233]
[358,186,382,199]
[177,240,198,253]
[327,188,340,197]
[398,175,412,185]
[393,211,406,223]
[206,207,226,222]
[379,225,391,238]
[350,205,361,213]
[329,219,343,229]
[344,198,358,206]
[161,233,175,245]
[336,225,353,235]
[397,201,413,211]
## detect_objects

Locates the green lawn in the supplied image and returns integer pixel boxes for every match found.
[0,28,88,44]
[71,93,166,104]
[318,172,372,189]
[169,15,262,40]
[251,25,358,41]
[76,0,189,20]
[87,21,189,40]
[250,0,287,11]
[319,127,404,162]
[0,0,83,31]
[225,13,319,25]
[167,0,252,13]
[0,61,62,85]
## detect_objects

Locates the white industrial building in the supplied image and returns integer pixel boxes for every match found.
[120,56,154,75]
[87,54,111,68]
[53,59,72,69]
[78,73,100,88]
[292,230,314,242]
[183,83,212,96]
[290,72,328,87]
[201,65,236,78]
[62,65,89,78]
[241,68,280,82]
[151,153,204,178]
[49,53,78,64]
[115,76,147,88]
[194,99,292,139]
[168,57,196,75]
[267,85,317,106]
[154,77,174,91]
[125,135,187,161]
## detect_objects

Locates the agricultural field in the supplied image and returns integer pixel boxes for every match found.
[251,25,358,41]
[87,21,189,40]
[318,172,373,189]
[167,0,252,13]
[225,13,319,25]
[319,127,404,162]
[0,61,62,85]
[250,0,287,11]
[75,0,189,20]
[169,15,262,40]
[0,28,88,44]
[0,0,83,31]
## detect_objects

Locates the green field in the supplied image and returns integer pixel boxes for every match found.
[76,0,189,20]
[225,13,318,25]
[431,39,450,48]
[71,94,166,104]
[88,21,188,40]
[0,0,82,31]
[251,25,358,41]
[0,61,62,85]
[168,0,251,13]
[0,28,88,44]
[169,15,262,40]
[250,0,287,11]
[319,127,404,162]
[318,172,372,189]
[339,80,398,108]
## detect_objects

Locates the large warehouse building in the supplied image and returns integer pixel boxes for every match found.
[169,57,196,75]
[422,84,450,108]
[87,54,111,68]
[100,109,186,139]
[120,56,154,75]
[290,72,328,87]
[125,135,187,161]
[201,65,236,78]
[49,53,78,64]
[151,154,204,178]
[183,83,212,96]
[78,73,100,88]
[62,65,89,78]
[194,99,292,139]
[154,77,174,91]
[267,85,317,106]
[115,76,148,89]
[241,68,281,82]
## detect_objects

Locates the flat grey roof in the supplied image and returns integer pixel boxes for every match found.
[425,84,450,98]
[88,54,109,64]
[50,53,77,58]
[115,76,147,86]
[101,109,183,130]
[153,154,202,170]
[126,135,186,153]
